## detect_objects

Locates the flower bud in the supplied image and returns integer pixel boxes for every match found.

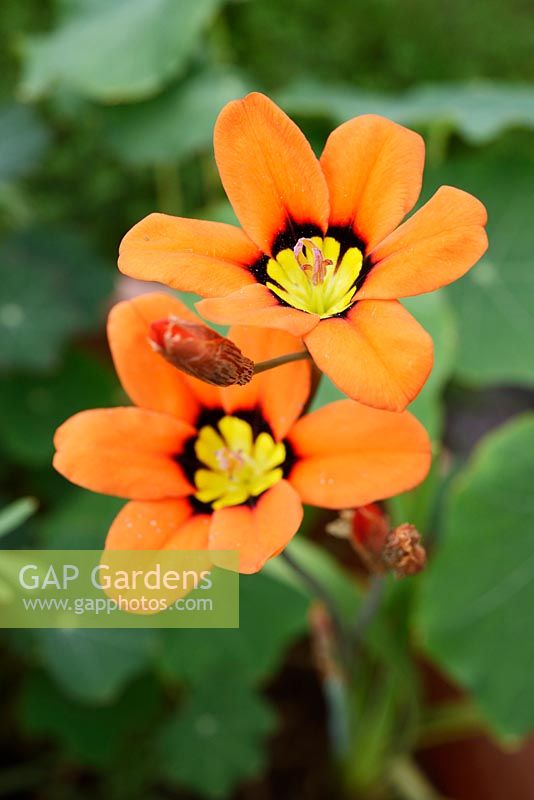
[148,316,254,387]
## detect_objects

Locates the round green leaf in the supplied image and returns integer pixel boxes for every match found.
[34,628,158,703]
[0,229,113,371]
[418,414,534,738]
[103,69,249,165]
[425,154,534,386]
[158,675,276,798]
[0,104,50,182]
[20,0,223,103]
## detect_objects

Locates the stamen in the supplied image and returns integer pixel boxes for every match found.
[293,238,333,286]
[215,447,245,474]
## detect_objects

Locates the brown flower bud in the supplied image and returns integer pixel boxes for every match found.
[382,523,427,578]
[148,317,254,387]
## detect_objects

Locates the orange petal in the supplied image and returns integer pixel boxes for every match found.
[288,400,431,508]
[320,115,424,251]
[214,92,329,254]
[106,499,194,549]
[197,284,320,337]
[304,301,433,411]
[118,213,259,296]
[357,186,488,300]
[109,293,204,422]
[221,326,311,440]
[209,480,303,574]
[53,408,195,499]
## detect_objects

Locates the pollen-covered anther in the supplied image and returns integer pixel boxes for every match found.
[294,237,333,285]
[148,316,254,387]
[266,235,363,317]
[194,416,286,510]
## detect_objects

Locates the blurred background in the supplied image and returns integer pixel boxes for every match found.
[1,0,534,798]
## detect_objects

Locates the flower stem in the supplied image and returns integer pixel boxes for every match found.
[253,350,311,375]
[352,574,386,643]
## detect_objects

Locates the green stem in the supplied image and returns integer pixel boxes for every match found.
[253,350,311,375]
[352,575,386,643]
[389,755,451,800]
[279,549,347,651]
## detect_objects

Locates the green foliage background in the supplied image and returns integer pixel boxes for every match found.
[1,0,534,797]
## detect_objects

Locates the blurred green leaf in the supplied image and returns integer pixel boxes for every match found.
[159,674,276,798]
[158,571,308,686]
[20,0,223,103]
[0,350,117,466]
[278,81,534,143]
[0,229,113,371]
[404,293,458,440]
[418,414,534,738]
[34,628,157,703]
[39,489,122,549]
[424,153,534,386]
[20,672,163,767]
[103,69,249,166]
[0,497,38,539]
[0,104,50,182]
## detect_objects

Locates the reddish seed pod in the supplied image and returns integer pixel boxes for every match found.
[148,316,254,387]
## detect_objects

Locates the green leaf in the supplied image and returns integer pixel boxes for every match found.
[424,153,534,386]
[403,292,457,440]
[103,69,249,166]
[20,0,223,103]
[0,104,50,182]
[278,80,534,143]
[417,414,534,738]
[0,350,118,466]
[0,497,38,540]
[39,489,122,549]
[34,628,157,703]
[158,571,308,686]
[388,293,457,532]
[158,674,276,798]
[0,228,113,371]
[20,672,163,767]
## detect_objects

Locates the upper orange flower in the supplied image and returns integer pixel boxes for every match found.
[53,293,430,574]
[118,93,488,412]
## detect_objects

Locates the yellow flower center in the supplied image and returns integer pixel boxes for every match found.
[266,236,363,317]
[193,416,286,510]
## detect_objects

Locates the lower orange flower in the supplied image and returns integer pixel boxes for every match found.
[53,293,431,574]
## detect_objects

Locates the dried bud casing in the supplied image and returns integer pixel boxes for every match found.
[328,505,427,579]
[148,317,254,387]
[382,523,427,578]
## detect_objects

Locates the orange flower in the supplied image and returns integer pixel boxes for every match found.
[119,93,488,411]
[53,293,431,574]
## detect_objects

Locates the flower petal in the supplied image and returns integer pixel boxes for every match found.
[53,408,195,499]
[208,480,303,574]
[118,213,259,296]
[197,283,320,337]
[222,326,311,440]
[214,92,330,254]
[304,300,433,411]
[320,114,425,251]
[357,186,488,299]
[108,293,217,422]
[105,499,201,549]
[288,400,431,508]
